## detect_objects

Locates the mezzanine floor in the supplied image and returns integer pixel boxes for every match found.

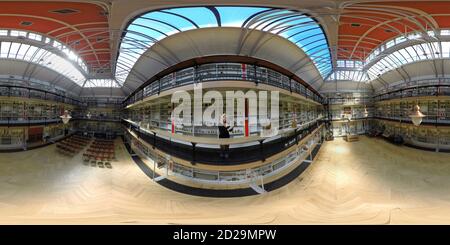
[0,136,449,224]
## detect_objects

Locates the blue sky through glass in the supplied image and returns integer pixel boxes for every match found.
[116,6,332,85]
[217,7,268,27]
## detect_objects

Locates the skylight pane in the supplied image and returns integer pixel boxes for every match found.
[277,17,314,35]
[24,45,38,61]
[145,11,196,31]
[52,41,62,49]
[0,35,86,86]
[133,18,178,36]
[31,49,47,63]
[8,43,21,58]
[0,42,11,58]
[10,30,27,37]
[287,27,321,41]
[164,7,217,28]
[128,24,166,42]
[16,44,30,59]
[28,33,42,41]
[217,7,268,27]
[85,79,119,88]
[442,42,450,57]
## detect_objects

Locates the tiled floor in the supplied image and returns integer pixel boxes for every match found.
[0,136,449,224]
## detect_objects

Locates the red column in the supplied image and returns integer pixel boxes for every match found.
[171,103,175,134]
[245,98,249,137]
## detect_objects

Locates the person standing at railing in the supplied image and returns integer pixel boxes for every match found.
[218,114,234,159]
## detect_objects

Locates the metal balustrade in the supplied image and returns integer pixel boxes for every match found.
[373,84,450,102]
[373,122,450,150]
[125,124,322,184]
[0,85,83,106]
[373,115,450,125]
[123,63,324,107]
[123,119,323,165]
[0,117,61,125]
[0,116,124,126]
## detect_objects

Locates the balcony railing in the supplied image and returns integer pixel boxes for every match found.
[0,85,84,106]
[123,119,323,165]
[123,63,324,107]
[373,84,450,102]
[126,129,322,184]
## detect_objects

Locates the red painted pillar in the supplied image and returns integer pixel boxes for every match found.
[171,103,175,134]
[241,64,246,80]
[245,98,249,137]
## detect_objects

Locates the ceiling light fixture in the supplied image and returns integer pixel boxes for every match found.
[409,104,425,126]
[60,110,72,124]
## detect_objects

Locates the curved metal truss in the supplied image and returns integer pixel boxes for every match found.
[0,29,123,89]
[115,6,332,86]
[327,37,450,83]
[0,40,86,86]
[0,29,88,73]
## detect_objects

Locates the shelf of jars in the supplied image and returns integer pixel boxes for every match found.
[327,97,373,106]
[0,85,83,106]
[123,90,323,139]
[124,114,323,140]
[374,98,450,125]
[0,99,75,125]
[82,97,124,107]
[71,107,122,122]
[0,127,25,149]
[373,84,450,102]
[331,119,372,137]
[373,119,450,151]
[122,62,324,107]
[123,115,324,148]
[374,77,450,95]
[330,105,373,121]
[0,123,72,150]
[73,120,122,138]
[123,122,323,188]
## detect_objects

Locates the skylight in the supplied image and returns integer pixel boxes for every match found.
[116,6,332,85]
[0,41,86,85]
[85,79,121,88]
[0,29,88,74]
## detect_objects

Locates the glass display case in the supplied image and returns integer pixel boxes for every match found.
[0,99,73,123]
[0,127,24,147]
[125,90,324,138]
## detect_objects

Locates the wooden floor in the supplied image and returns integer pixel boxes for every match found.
[0,136,449,224]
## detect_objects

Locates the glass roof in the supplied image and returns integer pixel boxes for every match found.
[84,79,121,88]
[116,6,332,85]
[0,40,86,85]
[327,70,369,82]
[367,41,443,80]
[327,40,450,83]
[0,29,91,88]
[0,29,88,73]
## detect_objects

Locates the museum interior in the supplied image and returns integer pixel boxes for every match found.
[0,0,449,225]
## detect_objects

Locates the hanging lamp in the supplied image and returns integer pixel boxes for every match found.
[409,104,425,126]
[60,110,72,124]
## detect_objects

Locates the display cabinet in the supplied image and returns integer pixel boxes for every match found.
[125,89,323,138]
[0,127,24,148]
[374,98,450,124]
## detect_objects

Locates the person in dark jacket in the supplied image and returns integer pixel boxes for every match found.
[218,114,234,159]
